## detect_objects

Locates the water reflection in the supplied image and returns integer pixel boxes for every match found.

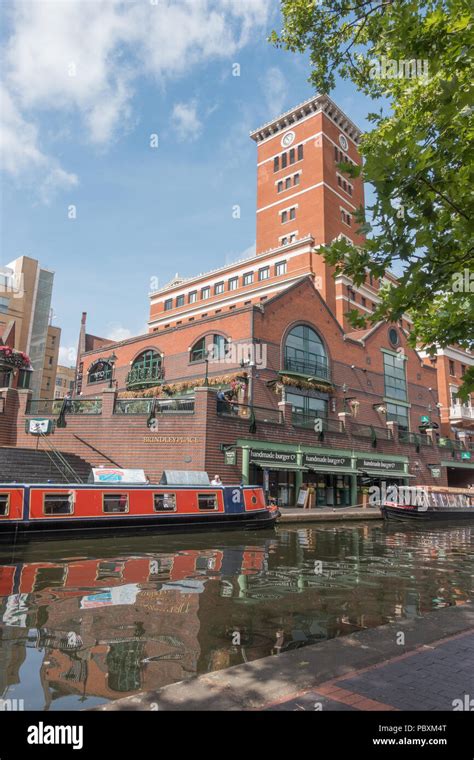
[0,523,472,710]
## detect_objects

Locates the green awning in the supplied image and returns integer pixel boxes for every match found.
[252,462,308,471]
[306,465,356,475]
[358,469,411,478]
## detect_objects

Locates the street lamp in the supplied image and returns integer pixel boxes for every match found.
[203,350,209,387]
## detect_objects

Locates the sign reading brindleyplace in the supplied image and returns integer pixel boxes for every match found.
[356,457,405,473]
[250,449,297,465]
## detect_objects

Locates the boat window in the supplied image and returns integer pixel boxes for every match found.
[197,493,218,511]
[153,493,177,512]
[103,494,129,513]
[0,494,9,516]
[43,493,74,515]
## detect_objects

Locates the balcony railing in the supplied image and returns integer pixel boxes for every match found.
[126,366,164,390]
[399,431,433,447]
[217,402,282,424]
[352,423,393,441]
[292,412,342,434]
[26,398,103,416]
[449,404,474,421]
[438,437,465,451]
[283,354,331,382]
[114,397,194,415]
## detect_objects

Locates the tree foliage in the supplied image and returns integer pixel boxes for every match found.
[271,0,473,397]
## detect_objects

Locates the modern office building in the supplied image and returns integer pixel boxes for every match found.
[0,256,61,398]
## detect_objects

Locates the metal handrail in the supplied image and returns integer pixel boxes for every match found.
[114,396,194,415]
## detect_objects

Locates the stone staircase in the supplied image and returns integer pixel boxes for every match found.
[0,447,92,484]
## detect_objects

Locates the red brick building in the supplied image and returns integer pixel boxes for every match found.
[1,96,472,499]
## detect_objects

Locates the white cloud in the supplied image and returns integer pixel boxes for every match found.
[0,85,78,201]
[106,324,133,342]
[58,345,77,367]
[260,67,288,118]
[1,0,272,198]
[172,100,202,142]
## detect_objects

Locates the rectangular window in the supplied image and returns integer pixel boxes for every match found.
[103,493,129,513]
[243,272,254,286]
[289,207,296,220]
[348,185,352,196]
[297,144,303,161]
[214,281,224,295]
[361,297,366,308]
[277,181,283,192]
[201,286,210,300]
[294,173,300,186]
[164,298,173,311]
[258,267,270,281]
[198,493,218,511]
[274,156,279,172]
[281,211,288,223]
[281,152,287,169]
[0,297,9,314]
[386,402,409,432]
[285,177,291,189]
[281,237,288,245]
[43,493,74,515]
[275,261,287,276]
[449,360,455,376]
[228,277,238,291]
[154,493,177,512]
[188,290,197,304]
[0,494,10,517]
[383,352,408,402]
[461,364,466,376]
[176,294,185,307]
[289,148,295,164]
[334,146,338,161]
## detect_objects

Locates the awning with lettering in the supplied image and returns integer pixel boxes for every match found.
[306,465,356,475]
[253,462,309,471]
[357,469,412,478]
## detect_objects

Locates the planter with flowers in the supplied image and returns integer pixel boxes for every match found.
[0,345,32,370]
[119,372,248,399]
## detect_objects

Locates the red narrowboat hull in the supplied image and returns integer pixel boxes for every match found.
[0,484,279,539]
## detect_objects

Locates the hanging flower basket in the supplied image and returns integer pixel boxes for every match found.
[0,345,31,370]
[274,374,335,394]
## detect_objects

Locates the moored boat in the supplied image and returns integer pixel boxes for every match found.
[381,486,474,522]
[0,470,279,538]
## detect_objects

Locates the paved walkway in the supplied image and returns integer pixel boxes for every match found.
[94,602,474,711]
[265,627,474,711]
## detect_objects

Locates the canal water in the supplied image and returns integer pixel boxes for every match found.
[0,521,472,710]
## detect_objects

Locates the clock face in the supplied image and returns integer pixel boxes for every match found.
[281,130,295,148]
[339,134,349,151]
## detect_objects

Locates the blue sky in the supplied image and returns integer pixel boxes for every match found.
[1,0,376,366]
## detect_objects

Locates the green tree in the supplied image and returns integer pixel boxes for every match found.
[271,0,473,397]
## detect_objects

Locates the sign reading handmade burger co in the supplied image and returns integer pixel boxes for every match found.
[250,449,297,465]
[303,453,352,469]
[356,457,405,474]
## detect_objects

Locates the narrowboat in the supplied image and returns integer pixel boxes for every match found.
[0,470,279,538]
[381,486,474,522]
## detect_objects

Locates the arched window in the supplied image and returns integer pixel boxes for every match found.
[211,334,228,360]
[284,325,329,380]
[190,338,206,363]
[88,360,112,384]
[127,350,162,389]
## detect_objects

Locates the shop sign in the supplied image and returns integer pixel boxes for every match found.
[249,449,297,465]
[420,415,430,424]
[429,467,441,478]
[356,457,405,473]
[303,452,352,469]
[224,449,237,466]
[460,451,472,460]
